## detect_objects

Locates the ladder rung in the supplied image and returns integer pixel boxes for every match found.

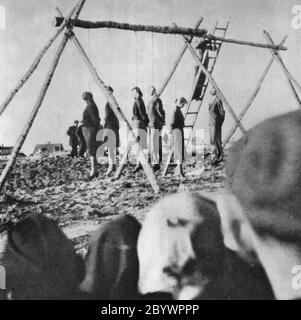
[184,125,194,128]
[186,112,199,115]
[215,27,228,31]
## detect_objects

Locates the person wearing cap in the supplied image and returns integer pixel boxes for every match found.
[67,120,79,158]
[215,110,301,300]
[209,89,225,166]
[103,86,120,176]
[169,97,187,177]
[76,120,86,158]
[82,91,101,180]
[147,86,165,172]
[131,87,149,173]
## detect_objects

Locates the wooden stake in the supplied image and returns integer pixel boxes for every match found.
[263,31,301,108]
[69,31,160,193]
[223,35,288,148]
[157,17,203,96]
[0,0,83,118]
[180,33,248,136]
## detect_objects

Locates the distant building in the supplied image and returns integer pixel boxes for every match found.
[0,145,26,160]
[33,142,64,155]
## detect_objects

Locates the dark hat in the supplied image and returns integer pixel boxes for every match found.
[226,110,301,240]
[1,214,85,300]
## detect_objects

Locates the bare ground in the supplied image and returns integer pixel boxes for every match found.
[0,153,226,255]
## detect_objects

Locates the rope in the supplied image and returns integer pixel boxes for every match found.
[135,31,138,86]
[151,32,154,85]
[88,29,91,90]
[174,34,177,99]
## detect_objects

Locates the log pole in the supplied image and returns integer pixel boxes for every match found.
[54,18,208,38]
[68,31,160,193]
[53,18,287,51]
[223,35,288,148]
[180,33,248,136]
[0,0,84,118]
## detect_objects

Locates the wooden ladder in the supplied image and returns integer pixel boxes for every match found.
[162,22,230,177]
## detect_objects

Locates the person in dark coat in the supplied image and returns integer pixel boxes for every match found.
[193,38,217,101]
[67,120,79,158]
[0,214,85,300]
[82,91,101,180]
[170,97,187,177]
[80,215,141,300]
[218,110,301,300]
[76,121,86,158]
[103,86,120,176]
[147,86,165,171]
[209,89,225,166]
[131,87,149,173]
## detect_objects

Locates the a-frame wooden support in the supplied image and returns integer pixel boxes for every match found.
[0,0,87,193]
[223,32,301,148]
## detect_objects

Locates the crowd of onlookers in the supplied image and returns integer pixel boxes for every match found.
[1,109,301,300]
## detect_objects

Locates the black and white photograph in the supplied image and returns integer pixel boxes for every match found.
[0,0,301,305]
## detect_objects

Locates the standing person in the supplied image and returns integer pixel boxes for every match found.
[209,89,225,166]
[76,121,86,158]
[103,86,120,176]
[67,120,79,158]
[82,91,101,180]
[131,87,149,173]
[170,97,187,177]
[147,86,165,172]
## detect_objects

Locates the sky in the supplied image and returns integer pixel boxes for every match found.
[0,0,301,155]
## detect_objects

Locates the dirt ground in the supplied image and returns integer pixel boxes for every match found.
[0,152,226,255]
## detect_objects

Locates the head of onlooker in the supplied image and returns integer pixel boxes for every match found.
[1,214,85,300]
[215,110,301,300]
[80,215,141,300]
[137,192,274,300]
